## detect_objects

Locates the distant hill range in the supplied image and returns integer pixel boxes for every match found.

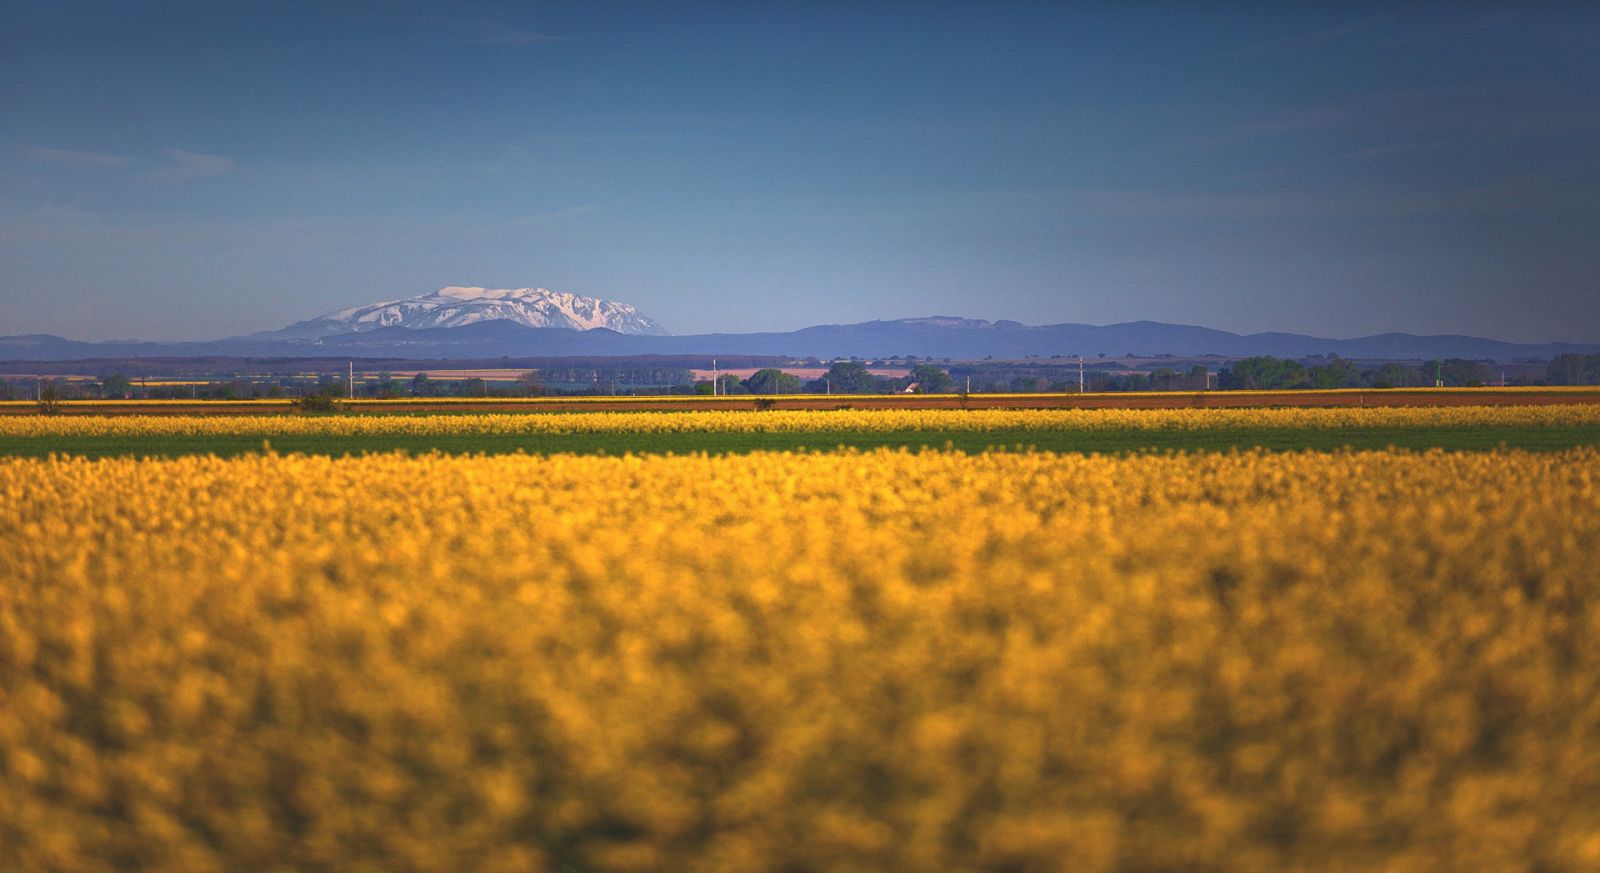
[3,287,1595,363]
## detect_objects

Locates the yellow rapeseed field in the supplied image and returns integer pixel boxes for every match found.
[3,384,1597,411]
[3,447,1600,871]
[3,403,1600,438]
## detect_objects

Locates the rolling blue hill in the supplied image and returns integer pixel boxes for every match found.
[2,317,1595,363]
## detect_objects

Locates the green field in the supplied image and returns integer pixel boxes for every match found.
[3,423,1597,458]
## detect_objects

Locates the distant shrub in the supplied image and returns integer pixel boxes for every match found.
[36,387,62,416]
[292,393,342,413]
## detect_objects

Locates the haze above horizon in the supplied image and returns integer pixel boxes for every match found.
[2,1,1597,344]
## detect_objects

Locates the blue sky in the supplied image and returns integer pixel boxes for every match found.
[2,1,1597,342]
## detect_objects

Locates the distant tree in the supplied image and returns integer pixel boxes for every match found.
[744,368,802,394]
[518,370,544,396]
[463,377,488,397]
[1418,359,1491,387]
[1307,356,1362,389]
[100,372,132,399]
[1547,353,1600,386]
[909,363,954,393]
[1450,359,1491,387]
[823,360,883,394]
[372,374,403,398]
[410,373,432,397]
[293,392,341,413]
[1363,362,1414,389]
[1219,357,1308,390]
[317,376,348,398]
[1147,367,1178,390]
[36,385,62,415]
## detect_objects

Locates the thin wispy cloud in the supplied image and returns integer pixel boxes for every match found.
[449,20,565,46]
[25,147,131,167]
[1224,140,1448,183]
[1205,107,1359,145]
[523,133,683,145]
[507,204,601,226]
[1202,86,1600,151]
[1062,175,1598,221]
[835,172,1600,226]
[1353,140,1444,160]
[1228,12,1398,58]
[150,149,234,182]
[474,143,556,175]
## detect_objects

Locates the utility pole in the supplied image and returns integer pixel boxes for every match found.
[1078,355,1085,394]
[712,358,718,396]
[1436,361,1444,388]
[348,361,354,398]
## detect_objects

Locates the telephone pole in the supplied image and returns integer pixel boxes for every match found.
[1078,355,1084,394]
[348,361,354,398]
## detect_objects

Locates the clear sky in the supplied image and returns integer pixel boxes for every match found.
[2,1,1597,342]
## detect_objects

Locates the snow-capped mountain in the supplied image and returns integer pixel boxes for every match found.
[267,286,669,339]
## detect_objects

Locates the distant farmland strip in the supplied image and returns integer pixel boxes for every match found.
[2,386,1600,416]
[2,405,1597,458]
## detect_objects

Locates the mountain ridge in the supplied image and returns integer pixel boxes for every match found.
[249,286,670,340]
[4,316,1596,363]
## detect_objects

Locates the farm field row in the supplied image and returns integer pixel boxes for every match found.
[3,386,1599,415]
[2,405,1597,457]
[4,447,1598,871]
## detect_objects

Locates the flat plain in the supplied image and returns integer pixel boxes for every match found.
[4,395,1600,871]
[2,399,1598,458]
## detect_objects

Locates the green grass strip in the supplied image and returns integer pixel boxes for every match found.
[1,425,1596,459]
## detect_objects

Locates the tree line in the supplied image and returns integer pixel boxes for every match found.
[1216,356,1482,389]
[6,353,1597,403]
[696,362,955,395]
[1545,353,1600,385]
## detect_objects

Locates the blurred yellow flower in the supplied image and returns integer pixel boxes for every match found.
[2,447,1598,871]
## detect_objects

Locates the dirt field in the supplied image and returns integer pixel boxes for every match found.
[4,387,1599,416]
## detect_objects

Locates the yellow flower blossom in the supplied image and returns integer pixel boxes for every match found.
[1,447,1598,871]
[1,403,1598,439]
